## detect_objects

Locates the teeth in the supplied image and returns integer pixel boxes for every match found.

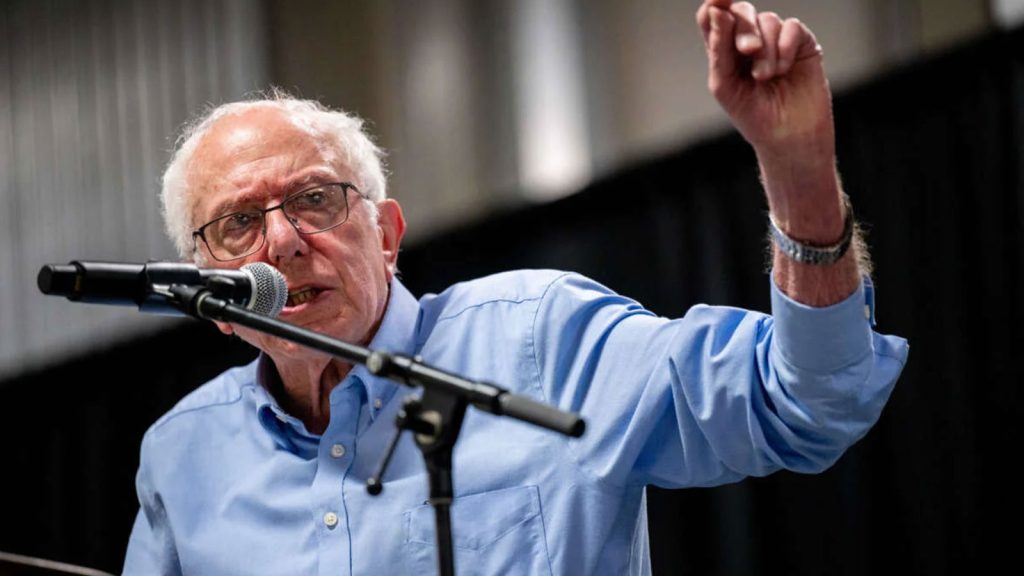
[287,287,318,307]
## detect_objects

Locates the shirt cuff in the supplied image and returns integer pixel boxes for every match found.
[769,274,874,374]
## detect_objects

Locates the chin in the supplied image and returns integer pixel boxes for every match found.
[261,337,331,364]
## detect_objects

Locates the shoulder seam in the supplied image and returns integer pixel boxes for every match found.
[528,271,576,391]
[435,282,565,323]
[149,382,255,434]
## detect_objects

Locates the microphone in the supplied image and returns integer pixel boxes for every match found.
[37,260,288,317]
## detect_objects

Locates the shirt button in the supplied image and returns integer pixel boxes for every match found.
[373,398,383,410]
[330,444,346,458]
[323,512,339,528]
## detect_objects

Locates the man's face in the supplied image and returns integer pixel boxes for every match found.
[187,108,405,361]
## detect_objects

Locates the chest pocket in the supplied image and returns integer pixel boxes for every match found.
[403,485,553,575]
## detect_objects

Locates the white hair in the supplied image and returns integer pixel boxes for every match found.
[161,89,388,262]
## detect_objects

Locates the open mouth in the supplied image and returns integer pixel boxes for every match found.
[287,287,322,307]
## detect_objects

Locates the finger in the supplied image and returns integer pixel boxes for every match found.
[698,0,733,48]
[778,17,822,74]
[706,6,738,95]
[777,19,803,74]
[753,11,782,80]
[697,3,711,49]
[730,2,762,54]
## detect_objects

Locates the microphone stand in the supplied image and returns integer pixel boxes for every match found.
[164,283,585,576]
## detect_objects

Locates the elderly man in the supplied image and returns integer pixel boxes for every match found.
[124,1,907,574]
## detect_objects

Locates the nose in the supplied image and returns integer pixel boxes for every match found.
[264,208,309,264]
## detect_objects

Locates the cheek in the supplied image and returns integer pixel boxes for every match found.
[332,237,390,289]
[339,266,388,316]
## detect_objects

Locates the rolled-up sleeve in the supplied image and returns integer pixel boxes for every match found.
[532,273,909,490]
[755,276,909,473]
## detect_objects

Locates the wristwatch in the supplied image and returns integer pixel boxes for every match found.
[768,201,854,265]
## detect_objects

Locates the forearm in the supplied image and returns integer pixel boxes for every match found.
[758,149,865,307]
[696,0,868,307]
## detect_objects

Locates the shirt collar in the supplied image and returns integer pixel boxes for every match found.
[349,276,421,421]
[252,276,421,442]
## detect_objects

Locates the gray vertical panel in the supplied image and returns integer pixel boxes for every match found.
[224,0,269,96]
[91,0,126,260]
[156,0,186,177]
[134,0,160,258]
[0,0,269,379]
[0,5,16,361]
[204,0,223,101]
[38,0,65,348]
[13,0,44,355]
[181,0,205,116]
[73,0,101,258]
[48,0,87,343]
[113,0,140,260]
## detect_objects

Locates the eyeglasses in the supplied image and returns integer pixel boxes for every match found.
[192,182,361,262]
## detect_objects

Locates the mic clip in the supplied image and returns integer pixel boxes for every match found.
[150,274,242,319]
[204,276,242,301]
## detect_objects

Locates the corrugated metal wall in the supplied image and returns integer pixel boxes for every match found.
[0,0,267,379]
[0,0,997,381]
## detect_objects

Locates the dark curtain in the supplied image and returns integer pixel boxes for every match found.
[2,27,1021,576]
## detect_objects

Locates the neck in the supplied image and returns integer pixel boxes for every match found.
[272,356,352,435]
[264,282,393,434]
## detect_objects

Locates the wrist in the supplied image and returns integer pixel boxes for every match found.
[768,193,868,307]
[759,154,844,244]
[768,196,854,265]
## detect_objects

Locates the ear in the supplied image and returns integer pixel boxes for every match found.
[376,199,406,279]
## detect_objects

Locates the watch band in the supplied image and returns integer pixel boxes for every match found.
[768,203,854,265]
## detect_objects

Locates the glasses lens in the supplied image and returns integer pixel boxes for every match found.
[283,184,349,233]
[207,211,264,260]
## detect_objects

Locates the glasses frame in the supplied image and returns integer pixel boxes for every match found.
[192,181,361,262]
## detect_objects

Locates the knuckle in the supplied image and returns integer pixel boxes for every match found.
[732,1,755,19]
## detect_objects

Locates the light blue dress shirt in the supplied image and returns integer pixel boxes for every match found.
[124,270,908,575]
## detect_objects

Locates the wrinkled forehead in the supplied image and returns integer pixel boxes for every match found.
[188,109,338,185]
[184,108,353,219]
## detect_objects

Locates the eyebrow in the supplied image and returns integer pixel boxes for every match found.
[207,170,341,219]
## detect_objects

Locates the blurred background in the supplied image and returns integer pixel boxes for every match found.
[2,0,1022,574]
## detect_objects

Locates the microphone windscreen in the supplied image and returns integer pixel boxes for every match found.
[242,263,288,317]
